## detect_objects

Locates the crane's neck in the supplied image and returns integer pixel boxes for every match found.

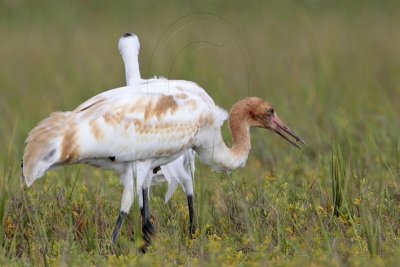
[121,48,141,86]
[229,106,252,160]
[195,100,253,171]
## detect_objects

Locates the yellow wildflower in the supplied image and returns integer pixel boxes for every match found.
[265,172,276,181]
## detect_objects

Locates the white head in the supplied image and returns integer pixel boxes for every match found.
[118,32,142,84]
[118,33,140,56]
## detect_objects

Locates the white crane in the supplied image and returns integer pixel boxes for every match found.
[22,59,305,251]
[118,33,197,243]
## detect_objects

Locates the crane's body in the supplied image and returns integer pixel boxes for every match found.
[23,79,227,188]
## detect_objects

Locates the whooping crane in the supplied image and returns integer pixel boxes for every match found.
[22,58,305,250]
[118,32,197,244]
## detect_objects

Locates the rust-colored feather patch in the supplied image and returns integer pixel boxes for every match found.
[23,112,79,183]
[228,98,268,157]
[90,120,104,141]
[144,95,178,121]
[60,125,79,162]
[103,112,124,125]
[187,99,197,110]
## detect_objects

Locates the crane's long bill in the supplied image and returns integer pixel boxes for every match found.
[271,115,305,149]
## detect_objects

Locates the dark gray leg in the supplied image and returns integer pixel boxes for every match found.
[187,195,196,237]
[140,188,155,251]
[112,211,127,243]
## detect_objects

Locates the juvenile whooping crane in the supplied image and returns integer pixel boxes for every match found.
[118,32,197,243]
[22,61,305,250]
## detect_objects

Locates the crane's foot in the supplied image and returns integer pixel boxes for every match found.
[140,217,155,253]
[112,211,127,244]
[189,221,197,238]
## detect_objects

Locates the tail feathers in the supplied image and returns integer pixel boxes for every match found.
[23,112,75,186]
[160,161,191,203]
[165,180,179,203]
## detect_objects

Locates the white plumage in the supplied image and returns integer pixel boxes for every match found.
[23,79,227,183]
[118,33,196,203]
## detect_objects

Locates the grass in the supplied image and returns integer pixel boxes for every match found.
[1,0,400,266]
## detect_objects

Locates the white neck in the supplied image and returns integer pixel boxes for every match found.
[118,35,141,85]
[195,129,250,172]
[194,108,252,171]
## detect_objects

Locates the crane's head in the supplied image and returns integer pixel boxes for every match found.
[118,32,140,55]
[239,97,305,149]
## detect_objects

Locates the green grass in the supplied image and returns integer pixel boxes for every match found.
[1,0,400,266]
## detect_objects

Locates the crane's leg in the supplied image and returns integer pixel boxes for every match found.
[140,187,155,249]
[136,162,154,252]
[161,150,197,238]
[187,195,196,237]
[112,165,134,243]
[112,211,127,243]
[182,176,196,237]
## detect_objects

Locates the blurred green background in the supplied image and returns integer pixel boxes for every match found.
[1,1,400,266]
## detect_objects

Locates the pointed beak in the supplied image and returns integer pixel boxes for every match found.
[270,114,305,149]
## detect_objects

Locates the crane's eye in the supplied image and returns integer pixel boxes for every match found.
[267,108,274,114]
